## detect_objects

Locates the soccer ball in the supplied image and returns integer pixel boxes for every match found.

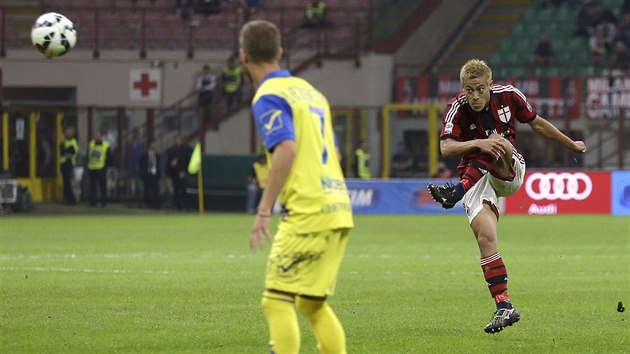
[31,12,77,58]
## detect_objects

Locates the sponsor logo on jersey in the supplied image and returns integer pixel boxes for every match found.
[321,175,347,192]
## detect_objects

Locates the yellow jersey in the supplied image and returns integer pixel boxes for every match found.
[252,70,353,233]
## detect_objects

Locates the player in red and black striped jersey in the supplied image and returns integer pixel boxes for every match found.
[429,59,586,333]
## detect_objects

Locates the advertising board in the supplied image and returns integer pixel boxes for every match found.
[505,171,611,214]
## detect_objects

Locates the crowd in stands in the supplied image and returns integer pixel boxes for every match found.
[528,0,630,75]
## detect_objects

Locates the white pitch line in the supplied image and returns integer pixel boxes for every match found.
[0,252,168,261]
[1,266,173,275]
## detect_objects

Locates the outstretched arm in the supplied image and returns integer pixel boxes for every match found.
[528,115,586,153]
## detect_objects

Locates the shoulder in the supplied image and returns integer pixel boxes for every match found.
[445,93,468,118]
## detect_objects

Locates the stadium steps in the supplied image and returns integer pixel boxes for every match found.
[434,0,534,76]
[2,1,43,47]
[371,0,423,40]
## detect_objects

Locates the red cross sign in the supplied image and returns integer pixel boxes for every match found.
[130,69,161,101]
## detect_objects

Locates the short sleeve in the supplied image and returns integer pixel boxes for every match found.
[252,94,295,151]
[509,87,537,123]
[441,96,465,141]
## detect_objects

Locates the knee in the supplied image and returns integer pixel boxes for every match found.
[473,227,498,255]
[296,296,325,317]
[476,231,494,249]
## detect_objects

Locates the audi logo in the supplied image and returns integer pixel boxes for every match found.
[524,172,593,201]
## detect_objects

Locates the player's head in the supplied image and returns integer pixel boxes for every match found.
[460,59,493,112]
[239,20,282,65]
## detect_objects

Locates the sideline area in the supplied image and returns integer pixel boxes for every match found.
[4,202,199,217]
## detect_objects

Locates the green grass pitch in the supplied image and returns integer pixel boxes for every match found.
[1,214,628,353]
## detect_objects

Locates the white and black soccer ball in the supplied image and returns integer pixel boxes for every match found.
[31,12,77,58]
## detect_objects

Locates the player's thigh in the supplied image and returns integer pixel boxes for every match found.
[265,228,350,297]
[463,176,498,224]
[489,150,526,197]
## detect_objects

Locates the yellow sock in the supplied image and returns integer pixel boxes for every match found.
[261,291,300,354]
[296,297,346,354]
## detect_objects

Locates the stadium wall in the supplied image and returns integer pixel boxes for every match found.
[2,50,393,156]
[1,49,233,107]
[1,51,392,107]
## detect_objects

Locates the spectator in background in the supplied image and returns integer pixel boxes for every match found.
[390,142,414,178]
[353,139,371,179]
[246,154,269,214]
[532,32,554,65]
[126,127,146,200]
[540,0,577,7]
[302,0,328,28]
[596,18,617,52]
[237,0,260,22]
[87,130,112,207]
[195,0,222,16]
[590,2,617,30]
[222,55,244,109]
[574,2,594,37]
[590,27,607,64]
[197,64,217,126]
[165,136,192,210]
[139,140,161,209]
[610,40,630,74]
[59,126,79,204]
[175,0,191,21]
[615,13,630,48]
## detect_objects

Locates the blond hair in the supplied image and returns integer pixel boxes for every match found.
[460,59,492,85]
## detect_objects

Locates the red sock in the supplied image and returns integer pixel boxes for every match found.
[460,153,497,192]
[481,253,512,309]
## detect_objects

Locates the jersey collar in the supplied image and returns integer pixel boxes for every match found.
[260,69,291,85]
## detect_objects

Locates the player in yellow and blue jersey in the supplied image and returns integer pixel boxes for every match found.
[241,20,353,354]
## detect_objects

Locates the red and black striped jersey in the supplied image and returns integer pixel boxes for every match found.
[440,84,536,177]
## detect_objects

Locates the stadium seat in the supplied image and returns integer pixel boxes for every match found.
[554,7,577,24]
[490,52,504,65]
[510,23,526,38]
[503,52,524,65]
[504,66,530,77]
[574,66,598,77]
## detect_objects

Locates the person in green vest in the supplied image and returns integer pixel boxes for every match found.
[87,130,112,207]
[302,0,328,28]
[353,139,371,179]
[59,126,79,204]
[246,154,269,214]
[222,55,245,109]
